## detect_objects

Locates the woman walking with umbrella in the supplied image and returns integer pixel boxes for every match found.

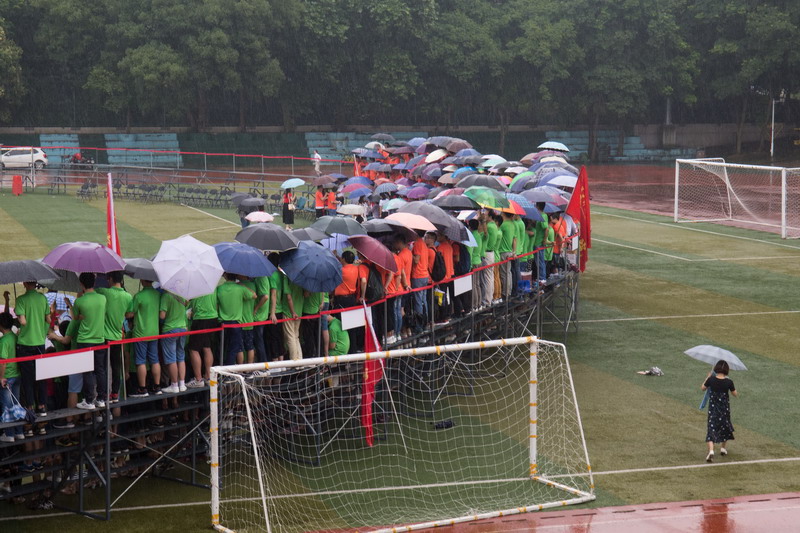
[702,360,739,462]
[282,188,296,230]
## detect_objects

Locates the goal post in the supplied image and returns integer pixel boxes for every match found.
[675,158,800,238]
[209,337,594,533]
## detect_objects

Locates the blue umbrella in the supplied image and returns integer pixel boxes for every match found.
[281,177,305,189]
[455,148,481,157]
[407,137,426,147]
[320,233,350,253]
[212,242,276,278]
[364,162,382,171]
[362,150,383,159]
[452,166,476,179]
[344,176,373,187]
[349,188,371,199]
[280,241,343,292]
[330,173,347,180]
[408,155,425,166]
[375,183,399,194]
[393,163,410,171]
[462,229,478,247]
[506,193,544,222]
[543,203,562,213]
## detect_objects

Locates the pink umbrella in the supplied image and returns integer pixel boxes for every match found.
[497,176,512,185]
[434,187,465,199]
[245,211,274,223]
[347,235,398,273]
[386,212,437,232]
[43,241,126,273]
[341,183,371,195]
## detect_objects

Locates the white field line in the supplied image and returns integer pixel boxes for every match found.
[180,203,240,227]
[581,309,800,323]
[595,210,800,250]
[593,238,692,261]
[5,457,800,522]
[689,255,800,262]
[180,225,238,238]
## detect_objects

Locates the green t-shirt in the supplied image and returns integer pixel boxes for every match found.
[190,292,218,320]
[544,226,555,261]
[497,219,516,254]
[128,286,161,338]
[302,291,322,316]
[269,271,284,316]
[253,276,271,322]
[478,227,488,259]
[65,319,80,350]
[14,289,48,347]
[216,281,254,323]
[96,286,132,341]
[239,280,257,330]
[72,291,107,345]
[160,292,188,332]
[485,221,500,252]
[0,331,20,379]
[469,230,483,267]
[533,213,549,247]
[514,218,526,255]
[282,277,305,317]
[328,318,350,357]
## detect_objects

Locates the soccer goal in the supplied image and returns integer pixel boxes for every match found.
[209,337,594,533]
[674,158,800,238]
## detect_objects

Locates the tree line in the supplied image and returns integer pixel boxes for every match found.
[0,0,797,144]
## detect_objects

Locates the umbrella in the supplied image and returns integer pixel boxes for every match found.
[541,174,578,188]
[361,218,419,241]
[281,178,305,189]
[338,204,365,216]
[428,136,454,148]
[153,236,224,300]
[446,139,472,153]
[426,186,445,199]
[342,183,371,195]
[329,173,347,180]
[371,133,395,142]
[397,202,466,241]
[383,198,408,211]
[505,166,528,175]
[348,235,398,273]
[240,197,266,208]
[464,186,511,209]
[434,187,465,199]
[236,223,300,251]
[320,233,350,253]
[543,203,563,213]
[457,174,507,191]
[438,173,458,185]
[501,199,526,215]
[497,176,512,185]
[396,177,414,186]
[386,212,437,232]
[280,241,342,293]
[405,187,430,200]
[344,176,373,187]
[291,227,329,242]
[313,175,337,186]
[509,171,537,192]
[0,260,59,284]
[424,149,448,163]
[407,137,426,147]
[43,241,126,274]
[311,215,366,236]
[522,189,561,204]
[124,258,158,281]
[375,182,399,194]
[364,162,382,172]
[245,211,274,223]
[364,141,385,151]
[432,195,480,211]
[229,192,250,206]
[455,148,481,157]
[421,165,443,179]
[213,242,276,278]
[349,188,371,200]
[361,150,383,159]
[376,164,393,173]
[684,345,748,371]
[538,141,570,152]
[407,155,425,166]
[38,267,80,293]
[389,146,415,155]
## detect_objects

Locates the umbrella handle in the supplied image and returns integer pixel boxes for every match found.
[699,389,709,410]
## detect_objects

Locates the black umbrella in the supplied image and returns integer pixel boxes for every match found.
[240,197,266,208]
[456,173,507,191]
[428,136,454,148]
[0,260,59,284]
[432,195,480,211]
[229,192,250,207]
[361,218,419,242]
[445,139,472,153]
[235,223,300,252]
[38,266,81,293]
[311,216,366,237]
[291,227,329,242]
[426,186,445,199]
[371,133,395,142]
[124,258,158,281]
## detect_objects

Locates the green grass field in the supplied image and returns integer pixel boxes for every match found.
[2,189,800,531]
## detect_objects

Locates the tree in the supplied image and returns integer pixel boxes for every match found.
[0,23,23,123]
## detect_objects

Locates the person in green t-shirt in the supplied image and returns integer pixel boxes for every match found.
[159,291,188,394]
[252,276,271,364]
[467,219,485,310]
[264,256,286,361]
[282,276,305,360]
[14,282,49,414]
[96,271,132,403]
[534,204,550,284]
[510,215,526,296]
[238,277,257,365]
[481,213,499,307]
[187,291,218,387]
[300,289,323,358]
[0,311,24,441]
[72,273,108,408]
[498,212,517,299]
[216,273,256,366]
[126,280,162,397]
[327,315,350,357]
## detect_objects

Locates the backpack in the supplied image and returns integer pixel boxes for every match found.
[453,242,471,276]
[364,264,385,302]
[430,250,446,282]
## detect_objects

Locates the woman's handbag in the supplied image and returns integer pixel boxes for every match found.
[2,388,36,424]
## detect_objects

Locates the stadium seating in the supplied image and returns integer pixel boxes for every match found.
[104,133,183,168]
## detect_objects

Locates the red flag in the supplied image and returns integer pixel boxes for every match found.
[353,157,360,177]
[361,304,384,447]
[565,166,591,272]
[106,172,122,255]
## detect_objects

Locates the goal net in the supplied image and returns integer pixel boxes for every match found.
[675,158,800,238]
[209,336,594,533]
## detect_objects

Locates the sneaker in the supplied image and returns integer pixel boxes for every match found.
[14,433,25,441]
[109,393,120,404]
[162,384,180,394]
[386,335,397,344]
[76,400,95,410]
[186,378,205,389]
[32,461,43,470]
[179,383,187,392]
[53,420,75,430]
[150,386,163,396]
[24,428,33,437]
[720,447,728,456]
[35,406,47,417]
[37,425,47,435]
[0,435,15,443]
[129,387,149,398]
[705,450,714,463]
[94,399,106,409]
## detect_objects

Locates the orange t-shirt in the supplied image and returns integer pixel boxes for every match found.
[437,241,454,279]
[552,219,567,254]
[396,248,412,289]
[426,247,435,275]
[335,264,359,296]
[386,255,401,294]
[326,191,336,210]
[357,263,370,297]
[315,189,325,209]
[411,238,429,280]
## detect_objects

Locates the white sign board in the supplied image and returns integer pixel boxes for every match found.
[340,308,366,330]
[36,350,94,380]
[454,274,473,296]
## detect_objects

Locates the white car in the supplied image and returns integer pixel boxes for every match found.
[0,147,48,170]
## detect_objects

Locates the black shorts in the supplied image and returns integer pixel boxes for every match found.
[188,318,219,351]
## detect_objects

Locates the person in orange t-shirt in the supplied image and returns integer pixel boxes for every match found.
[326,190,337,216]
[436,234,456,321]
[334,251,359,309]
[390,236,412,340]
[550,212,568,273]
[410,234,430,327]
[314,186,326,219]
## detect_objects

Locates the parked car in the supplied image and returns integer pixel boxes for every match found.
[0,147,48,170]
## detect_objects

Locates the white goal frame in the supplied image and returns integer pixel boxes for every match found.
[675,158,800,238]
[208,336,595,533]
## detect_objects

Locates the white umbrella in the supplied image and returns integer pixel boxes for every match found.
[545,174,578,188]
[538,141,570,152]
[424,149,448,163]
[245,211,274,223]
[684,345,748,371]
[337,204,365,216]
[152,235,223,300]
[364,141,385,151]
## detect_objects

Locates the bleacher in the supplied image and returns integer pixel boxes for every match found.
[305,132,428,164]
[104,133,183,168]
[39,134,80,168]
[545,130,695,162]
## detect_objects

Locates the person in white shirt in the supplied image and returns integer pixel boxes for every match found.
[313,150,322,176]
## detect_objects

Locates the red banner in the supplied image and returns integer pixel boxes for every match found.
[106,172,122,255]
[361,305,384,447]
[565,166,591,272]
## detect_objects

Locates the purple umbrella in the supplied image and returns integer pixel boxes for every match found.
[347,235,398,273]
[422,165,443,179]
[396,177,414,186]
[406,187,430,200]
[43,241,126,274]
